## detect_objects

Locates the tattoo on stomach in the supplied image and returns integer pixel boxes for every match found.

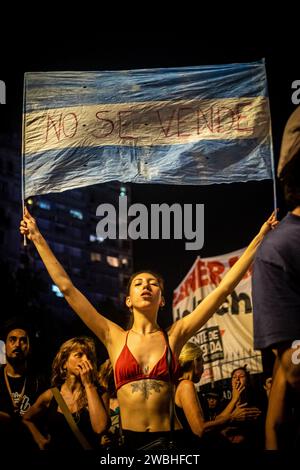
[131,380,164,399]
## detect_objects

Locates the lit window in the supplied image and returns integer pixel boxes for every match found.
[89,234,104,243]
[107,256,119,268]
[91,252,102,262]
[70,209,83,220]
[37,200,51,210]
[120,186,127,197]
[52,284,64,298]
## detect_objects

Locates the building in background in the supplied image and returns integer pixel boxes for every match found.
[27,183,133,313]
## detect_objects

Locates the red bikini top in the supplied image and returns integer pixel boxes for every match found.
[114,330,180,391]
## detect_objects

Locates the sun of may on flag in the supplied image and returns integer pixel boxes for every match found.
[23,60,273,198]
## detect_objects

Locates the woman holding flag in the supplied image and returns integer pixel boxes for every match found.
[20,207,277,450]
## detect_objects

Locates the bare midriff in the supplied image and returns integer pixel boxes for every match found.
[117,379,182,432]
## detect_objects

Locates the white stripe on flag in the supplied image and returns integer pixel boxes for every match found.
[25,96,269,155]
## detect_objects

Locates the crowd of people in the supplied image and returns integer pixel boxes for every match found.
[0,320,271,452]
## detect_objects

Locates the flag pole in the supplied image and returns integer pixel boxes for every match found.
[269,113,278,219]
[264,58,278,217]
[269,107,278,215]
[21,74,27,246]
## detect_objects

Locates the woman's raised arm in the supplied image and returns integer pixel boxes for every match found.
[170,212,278,346]
[20,207,123,346]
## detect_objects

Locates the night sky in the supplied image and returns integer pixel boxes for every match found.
[0,23,298,327]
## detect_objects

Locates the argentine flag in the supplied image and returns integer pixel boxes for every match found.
[23,60,273,198]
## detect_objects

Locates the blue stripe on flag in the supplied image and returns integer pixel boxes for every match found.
[24,139,272,198]
[25,61,267,112]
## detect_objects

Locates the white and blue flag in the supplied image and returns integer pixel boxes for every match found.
[23,60,273,198]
